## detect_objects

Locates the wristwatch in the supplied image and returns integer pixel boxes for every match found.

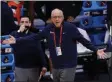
[17,30,21,33]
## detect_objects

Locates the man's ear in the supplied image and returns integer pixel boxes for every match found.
[61,16,64,21]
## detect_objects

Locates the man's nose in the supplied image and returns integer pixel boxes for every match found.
[56,17,59,20]
[21,23,25,26]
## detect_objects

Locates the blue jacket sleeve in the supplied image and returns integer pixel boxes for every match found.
[10,31,20,47]
[16,25,50,44]
[72,26,98,52]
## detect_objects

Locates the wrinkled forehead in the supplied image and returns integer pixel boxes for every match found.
[51,9,63,17]
[20,17,30,22]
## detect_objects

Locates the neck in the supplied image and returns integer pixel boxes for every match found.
[56,24,62,28]
[56,26,61,28]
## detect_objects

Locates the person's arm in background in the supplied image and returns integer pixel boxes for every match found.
[37,40,47,75]
[45,50,53,79]
[49,57,53,74]
[48,57,53,79]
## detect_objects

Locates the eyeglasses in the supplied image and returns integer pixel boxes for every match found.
[51,16,63,19]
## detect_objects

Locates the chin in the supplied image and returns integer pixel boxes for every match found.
[55,24,61,28]
[56,26,60,28]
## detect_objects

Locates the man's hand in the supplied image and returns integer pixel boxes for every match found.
[40,67,47,76]
[97,48,108,59]
[2,35,16,44]
[18,25,26,32]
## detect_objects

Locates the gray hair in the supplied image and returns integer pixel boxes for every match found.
[51,8,64,18]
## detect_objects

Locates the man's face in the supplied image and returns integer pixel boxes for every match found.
[20,17,31,27]
[51,12,64,28]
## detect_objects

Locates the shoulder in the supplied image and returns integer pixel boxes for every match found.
[43,23,54,31]
[46,23,54,28]
[63,21,77,30]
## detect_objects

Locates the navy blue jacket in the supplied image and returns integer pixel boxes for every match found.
[16,22,98,69]
[11,31,47,68]
[1,1,18,35]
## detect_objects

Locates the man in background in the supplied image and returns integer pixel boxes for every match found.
[9,16,47,82]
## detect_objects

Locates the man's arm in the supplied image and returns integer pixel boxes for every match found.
[37,40,47,75]
[73,27,98,52]
[38,43,48,68]
[16,27,48,44]
[72,26,107,59]
[2,25,50,44]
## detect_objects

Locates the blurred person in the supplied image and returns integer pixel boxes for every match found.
[3,8,107,82]
[5,16,47,82]
[46,18,52,24]
[66,16,75,23]
[33,18,46,31]
[8,1,24,24]
[1,1,18,35]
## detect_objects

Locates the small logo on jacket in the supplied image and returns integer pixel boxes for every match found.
[63,32,66,34]
[50,31,54,34]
